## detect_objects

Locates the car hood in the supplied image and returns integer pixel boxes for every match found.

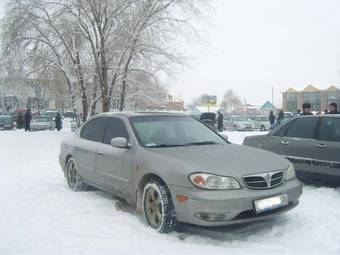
[31,122,49,126]
[145,144,289,178]
[235,121,253,125]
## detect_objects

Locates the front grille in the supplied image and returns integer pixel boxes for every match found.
[243,171,284,189]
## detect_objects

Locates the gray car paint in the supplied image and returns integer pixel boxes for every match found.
[243,115,340,182]
[59,112,302,226]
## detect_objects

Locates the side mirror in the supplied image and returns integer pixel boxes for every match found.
[221,134,228,141]
[110,137,130,149]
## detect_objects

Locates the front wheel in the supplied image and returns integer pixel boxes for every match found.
[260,125,265,131]
[66,158,84,191]
[142,178,177,233]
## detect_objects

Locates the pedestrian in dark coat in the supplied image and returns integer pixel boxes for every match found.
[269,111,275,124]
[269,111,275,129]
[24,109,32,132]
[276,110,284,125]
[301,103,313,115]
[328,102,339,114]
[217,111,224,132]
[55,112,62,131]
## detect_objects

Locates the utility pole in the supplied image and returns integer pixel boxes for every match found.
[272,86,274,107]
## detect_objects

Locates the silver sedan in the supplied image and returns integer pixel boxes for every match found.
[59,112,302,233]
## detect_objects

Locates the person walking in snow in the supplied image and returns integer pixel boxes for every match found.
[55,112,62,131]
[269,111,275,129]
[217,111,224,132]
[276,110,284,125]
[24,109,32,132]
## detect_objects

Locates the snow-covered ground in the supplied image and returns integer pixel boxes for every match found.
[1,122,340,255]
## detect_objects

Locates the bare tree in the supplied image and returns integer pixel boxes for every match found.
[221,89,243,113]
[2,0,208,115]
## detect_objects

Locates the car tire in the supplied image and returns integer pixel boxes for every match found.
[142,178,177,233]
[233,125,238,131]
[66,158,84,191]
[260,126,265,131]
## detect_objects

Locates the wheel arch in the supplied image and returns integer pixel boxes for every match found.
[65,154,73,167]
[136,173,167,213]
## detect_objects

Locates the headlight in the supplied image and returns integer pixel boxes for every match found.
[285,163,296,180]
[189,173,241,190]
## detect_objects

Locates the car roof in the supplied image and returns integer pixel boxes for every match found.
[94,111,190,118]
[294,114,340,119]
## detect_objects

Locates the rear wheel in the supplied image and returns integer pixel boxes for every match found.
[260,125,265,131]
[66,158,84,191]
[233,125,238,131]
[142,178,177,233]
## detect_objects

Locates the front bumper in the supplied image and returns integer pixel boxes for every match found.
[170,178,302,226]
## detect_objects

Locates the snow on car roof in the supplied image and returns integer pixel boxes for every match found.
[97,111,189,118]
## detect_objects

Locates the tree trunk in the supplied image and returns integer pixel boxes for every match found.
[119,79,127,112]
[81,92,88,122]
[90,79,98,116]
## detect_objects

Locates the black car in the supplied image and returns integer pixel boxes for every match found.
[0,116,16,130]
[200,112,217,131]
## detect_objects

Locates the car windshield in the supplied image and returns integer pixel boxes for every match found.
[255,117,267,122]
[33,117,50,122]
[130,116,226,148]
[0,116,12,123]
[233,117,250,121]
[44,111,58,118]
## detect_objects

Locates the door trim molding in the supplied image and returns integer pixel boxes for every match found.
[285,155,340,169]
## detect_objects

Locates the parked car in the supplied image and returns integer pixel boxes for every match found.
[43,110,60,119]
[199,112,217,130]
[63,111,75,118]
[224,116,255,131]
[252,116,271,131]
[31,116,56,131]
[0,116,17,130]
[243,115,340,186]
[59,112,302,233]
[71,116,83,132]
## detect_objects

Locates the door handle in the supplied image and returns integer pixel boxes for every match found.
[316,144,327,149]
[97,152,104,156]
[280,140,289,145]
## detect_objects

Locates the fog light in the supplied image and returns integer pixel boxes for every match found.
[195,212,226,221]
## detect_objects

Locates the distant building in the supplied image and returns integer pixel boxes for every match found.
[242,101,277,117]
[282,85,340,113]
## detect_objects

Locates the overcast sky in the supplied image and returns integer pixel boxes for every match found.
[171,0,340,107]
[1,0,340,107]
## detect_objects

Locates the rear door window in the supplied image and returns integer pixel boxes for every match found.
[81,117,108,142]
[318,117,340,142]
[285,118,318,139]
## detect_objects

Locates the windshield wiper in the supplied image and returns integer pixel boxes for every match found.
[184,141,219,146]
[147,144,183,148]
